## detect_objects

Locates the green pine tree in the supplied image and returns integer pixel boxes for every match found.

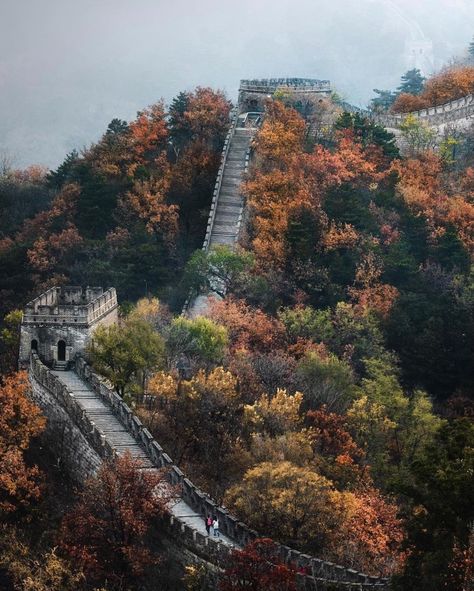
[469,36,474,60]
[397,69,425,96]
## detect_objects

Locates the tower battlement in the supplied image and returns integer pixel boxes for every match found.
[238,77,332,114]
[19,286,118,369]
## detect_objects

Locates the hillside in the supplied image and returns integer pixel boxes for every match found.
[0,82,473,591]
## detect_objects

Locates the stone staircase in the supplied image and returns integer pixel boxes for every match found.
[51,370,234,544]
[208,126,256,249]
[53,360,68,371]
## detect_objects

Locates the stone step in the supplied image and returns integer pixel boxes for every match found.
[214,211,240,221]
[210,235,237,246]
[213,220,239,229]
[218,198,241,207]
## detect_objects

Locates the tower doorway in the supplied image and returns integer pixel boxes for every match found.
[57,340,66,362]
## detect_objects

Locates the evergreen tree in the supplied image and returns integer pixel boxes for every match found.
[469,36,474,61]
[397,69,425,96]
[370,89,398,111]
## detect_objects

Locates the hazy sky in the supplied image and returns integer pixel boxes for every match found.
[1,0,473,168]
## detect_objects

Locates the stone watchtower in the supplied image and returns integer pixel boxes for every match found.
[19,286,118,370]
[238,77,332,114]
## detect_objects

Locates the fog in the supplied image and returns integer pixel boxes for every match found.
[1,0,473,168]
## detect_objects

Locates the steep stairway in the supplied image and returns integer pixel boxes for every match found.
[51,370,234,544]
[207,126,256,248]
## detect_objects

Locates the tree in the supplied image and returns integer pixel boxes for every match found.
[393,65,474,112]
[0,526,85,591]
[245,389,303,437]
[0,372,45,515]
[0,309,22,375]
[335,112,399,160]
[399,114,437,155]
[398,69,425,96]
[469,37,474,62]
[59,453,173,588]
[145,367,245,496]
[165,316,228,367]
[370,89,398,111]
[209,298,285,354]
[225,461,343,552]
[219,538,297,591]
[306,407,368,489]
[183,245,255,298]
[296,350,355,413]
[88,317,165,398]
[395,420,474,591]
[327,487,404,577]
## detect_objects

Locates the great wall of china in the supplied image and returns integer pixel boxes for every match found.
[20,79,474,590]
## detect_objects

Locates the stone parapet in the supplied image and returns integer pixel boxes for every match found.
[71,357,389,589]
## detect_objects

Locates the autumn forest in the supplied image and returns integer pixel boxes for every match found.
[1,56,474,591]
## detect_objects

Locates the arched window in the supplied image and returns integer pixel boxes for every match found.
[57,340,66,362]
[31,339,38,351]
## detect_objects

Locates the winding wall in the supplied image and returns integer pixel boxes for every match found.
[29,353,389,590]
[374,93,474,139]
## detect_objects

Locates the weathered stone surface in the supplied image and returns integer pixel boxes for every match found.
[19,286,118,369]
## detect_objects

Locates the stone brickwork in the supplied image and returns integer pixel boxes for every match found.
[371,94,474,150]
[29,354,109,481]
[27,351,389,589]
[238,78,332,115]
[19,286,118,369]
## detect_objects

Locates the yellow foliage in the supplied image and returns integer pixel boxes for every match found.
[245,389,303,435]
[147,371,178,399]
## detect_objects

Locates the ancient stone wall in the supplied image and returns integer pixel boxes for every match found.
[374,93,474,141]
[19,287,118,368]
[29,354,109,481]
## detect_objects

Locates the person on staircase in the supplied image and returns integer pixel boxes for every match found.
[213,517,220,538]
[205,515,212,536]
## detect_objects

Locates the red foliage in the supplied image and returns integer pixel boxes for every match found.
[59,453,174,585]
[219,538,298,591]
[306,407,368,488]
[0,372,45,514]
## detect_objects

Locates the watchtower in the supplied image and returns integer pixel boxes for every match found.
[19,286,118,370]
[238,77,332,114]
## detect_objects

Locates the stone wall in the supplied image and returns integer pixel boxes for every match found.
[29,354,109,481]
[374,93,474,142]
[71,358,388,589]
[19,288,118,368]
[28,353,389,588]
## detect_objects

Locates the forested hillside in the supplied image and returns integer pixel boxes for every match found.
[0,81,473,591]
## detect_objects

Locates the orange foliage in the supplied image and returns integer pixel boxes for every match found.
[245,126,383,270]
[323,223,360,250]
[393,154,474,255]
[184,87,231,143]
[349,252,399,319]
[27,224,83,272]
[121,173,179,244]
[391,93,426,113]
[128,102,168,171]
[209,297,286,354]
[393,66,474,112]
[328,488,405,577]
[0,372,45,513]
[254,100,306,168]
[306,407,368,488]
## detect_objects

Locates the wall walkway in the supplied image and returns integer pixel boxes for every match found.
[29,353,389,590]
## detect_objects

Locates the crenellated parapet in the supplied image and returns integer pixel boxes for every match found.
[27,350,390,589]
[238,78,332,115]
[19,286,118,370]
[374,94,474,135]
